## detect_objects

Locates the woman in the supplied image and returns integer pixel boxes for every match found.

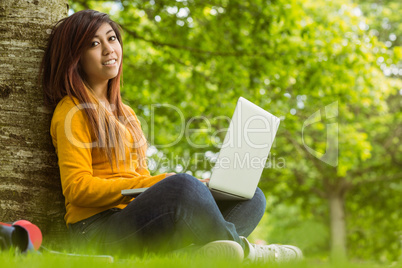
[40,9,302,262]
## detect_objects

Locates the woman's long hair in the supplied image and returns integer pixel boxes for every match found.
[40,9,147,172]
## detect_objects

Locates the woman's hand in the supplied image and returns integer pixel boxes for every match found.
[165,172,176,178]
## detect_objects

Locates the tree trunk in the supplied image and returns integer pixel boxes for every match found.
[329,192,347,261]
[0,0,68,241]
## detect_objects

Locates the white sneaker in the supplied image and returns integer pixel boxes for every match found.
[198,240,244,261]
[241,236,303,263]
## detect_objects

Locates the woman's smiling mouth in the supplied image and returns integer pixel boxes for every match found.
[103,59,117,65]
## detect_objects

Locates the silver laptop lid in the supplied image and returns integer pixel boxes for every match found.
[209,97,280,199]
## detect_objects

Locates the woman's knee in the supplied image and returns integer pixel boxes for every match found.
[172,174,219,208]
[165,173,200,186]
[163,173,208,196]
[253,188,267,216]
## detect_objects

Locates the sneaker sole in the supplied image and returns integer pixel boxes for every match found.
[198,240,244,261]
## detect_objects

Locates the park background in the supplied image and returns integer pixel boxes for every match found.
[0,0,401,265]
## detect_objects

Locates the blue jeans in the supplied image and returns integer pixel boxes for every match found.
[69,173,266,254]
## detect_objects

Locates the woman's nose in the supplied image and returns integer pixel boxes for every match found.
[103,43,114,55]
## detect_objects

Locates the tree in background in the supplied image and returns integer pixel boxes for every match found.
[70,0,401,262]
[344,0,402,262]
[0,0,68,238]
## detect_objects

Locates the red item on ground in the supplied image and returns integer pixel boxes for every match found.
[0,220,42,252]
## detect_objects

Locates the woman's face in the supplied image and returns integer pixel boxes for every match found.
[80,23,122,89]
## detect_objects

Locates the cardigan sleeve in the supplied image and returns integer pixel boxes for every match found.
[51,98,166,208]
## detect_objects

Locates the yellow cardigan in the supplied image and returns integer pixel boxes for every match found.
[50,96,166,225]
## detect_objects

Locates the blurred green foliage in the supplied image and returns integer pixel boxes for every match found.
[70,0,401,264]
[0,248,392,268]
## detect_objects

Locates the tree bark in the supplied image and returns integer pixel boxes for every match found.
[329,192,347,260]
[0,0,68,239]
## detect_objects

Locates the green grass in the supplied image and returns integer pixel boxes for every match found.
[0,248,397,268]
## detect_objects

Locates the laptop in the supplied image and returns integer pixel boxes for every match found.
[122,97,280,200]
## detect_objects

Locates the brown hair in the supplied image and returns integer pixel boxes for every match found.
[40,9,147,171]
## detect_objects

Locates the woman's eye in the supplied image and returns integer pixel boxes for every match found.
[91,41,100,47]
[110,36,117,41]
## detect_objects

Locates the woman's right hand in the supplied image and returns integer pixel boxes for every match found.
[165,172,176,178]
